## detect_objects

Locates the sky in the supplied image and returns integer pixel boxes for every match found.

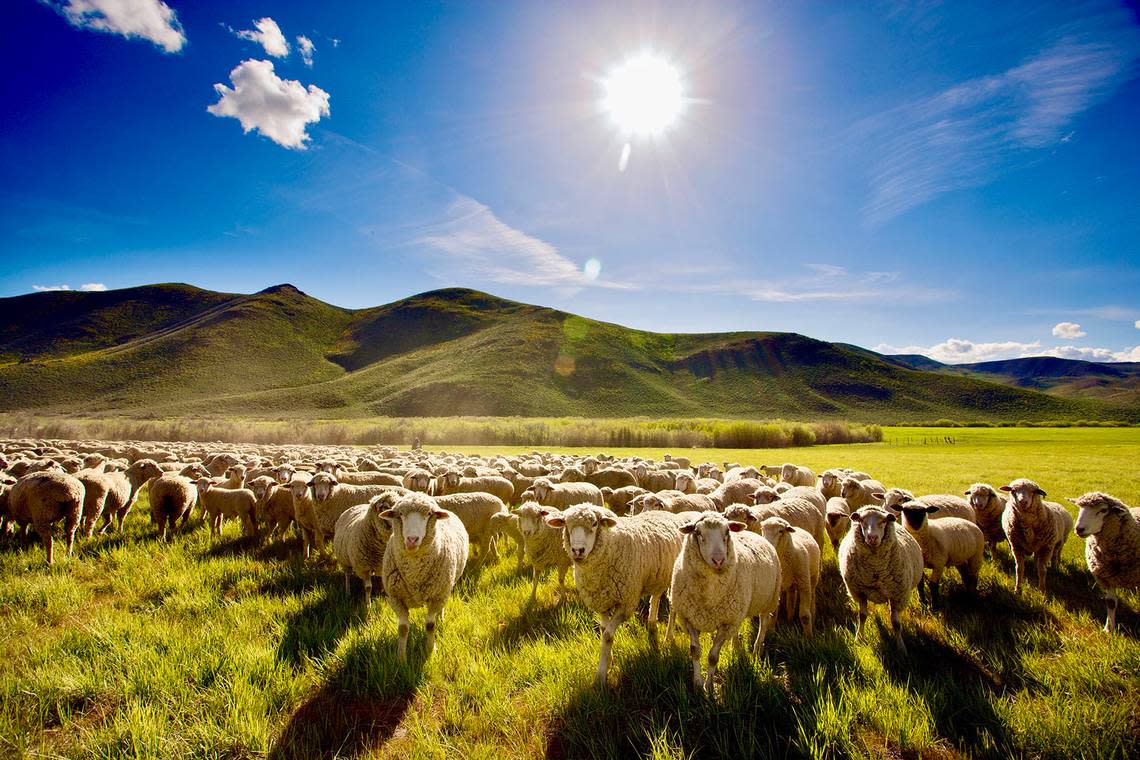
[3,0,1139,364]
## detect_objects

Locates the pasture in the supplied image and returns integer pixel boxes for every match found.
[2,427,1139,759]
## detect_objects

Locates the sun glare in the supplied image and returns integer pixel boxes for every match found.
[601,53,685,137]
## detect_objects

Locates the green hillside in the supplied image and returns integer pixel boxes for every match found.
[0,284,1134,423]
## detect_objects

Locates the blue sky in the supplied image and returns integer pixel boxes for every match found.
[3,0,1139,364]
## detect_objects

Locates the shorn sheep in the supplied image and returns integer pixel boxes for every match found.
[381,493,469,661]
[759,516,821,635]
[7,471,85,563]
[546,505,687,687]
[1001,478,1073,594]
[670,512,782,694]
[514,503,573,604]
[838,506,924,652]
[896,501,984,608]
[334,492,398,609]
[1070,492,1140,632]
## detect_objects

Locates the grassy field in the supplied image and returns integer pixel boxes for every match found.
[2,427,1139,759]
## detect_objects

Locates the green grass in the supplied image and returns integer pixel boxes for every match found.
[3,427,1140,759]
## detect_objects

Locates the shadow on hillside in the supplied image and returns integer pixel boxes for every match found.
[269,635,425,760]
[545,630,857,760]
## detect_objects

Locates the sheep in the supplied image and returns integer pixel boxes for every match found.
[778,463,816,488]
[1070,492,1140,632]
[75,469,131,538]
[532,477,604,509]
[401,468,434,493]
[725,465,762,483]
[246,475,295,538]
[434,492,508,564]
[759,516,821,636]
[825,496,853,550]
[896,501,985,609]
[964,483,1008,553]
[673,472,698,495]
[750,485,827,515]
[380,492,469,661]
[1000,478,1073,594]
[663,453,692,469]
[838,506,924,652]
[545,504,689,687]
[149,474,197,540]
[0,477,15,533]
[725,497,828,553]
[514,503,573,604]
[708,478,765,511]
[8,471,85,563]
[194,478,258,538]
[632,465,677,492]
[435,470,515,504]
[488,511,526,571]
[601,485,648,516]
[334,492,398,609]
[840,477,886,510]
[332,469,403,487]
[631,492,718,516]
[299,472,406,555]
[110,459,165,532]
[670,512,782,694]
[819,469,847,499]
[881,488,976,522]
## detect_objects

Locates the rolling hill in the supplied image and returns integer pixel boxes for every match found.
[0,283,1135,423]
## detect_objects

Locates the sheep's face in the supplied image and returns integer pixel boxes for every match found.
[881,489,912,512]
[546,505,617,562]
[582,459,599,476]
[759,516,794,551]
[840,479,862,500]
[779,464,798,482]
[383,496,448,552]
[288,478,311,499]
[821,472,839,492]
[682,514,745,572]
[899,502,937,531]
[225,465,246,482]
[965,484,997,514]
[275,465,296,484]
[444,471,462,488]
[195,478,214,496]
[248,478,272,501]
[851,508,895,548]
[409,472,430,491]
[641,494,665,513]
[1070,492,1125,538]
[675,473,695,492]
[515,504,553,537]
[749,487,780,506]
[532,480,552,502]
[317,461,337,474]
[722,504,755,526]
[129,459,164,482]
[1001,479,1045,512]
[633,464,648,479]
[310,473,338,501]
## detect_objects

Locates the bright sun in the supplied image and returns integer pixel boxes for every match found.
[601,53,685,137]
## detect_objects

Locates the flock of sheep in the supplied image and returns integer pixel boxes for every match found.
[2,440,1138,694]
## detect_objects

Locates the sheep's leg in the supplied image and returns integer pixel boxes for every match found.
[63,520,77,557]
[1035,552,1048,593]
[800,586,814,636]
[344,572,351,595]
[784,588,796,623]
[556,566,567,600]
[928,567,944,610]
[752,612,771,656]
[664,607,675,645]
[362,575,372,609]
[687,623,702,689]
[595,613,624,687]
[36,525,54,565]
[889,598,907,654]
[1104,592,1118,633]
[705,624,733,696]
[390,597,411,662]
[424,600,445,657]
[855,598,869,641]
[1012,550,1026,594]
[529,566,539,606]
[647,594,661,649]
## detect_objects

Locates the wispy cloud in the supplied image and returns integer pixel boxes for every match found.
[661,263,947,304]
[412,195,632,291]
[859,5,1140,224]
[229,17,289,58]
[296,35,315,67]
[45,0,186,52]
[32,282,107,292]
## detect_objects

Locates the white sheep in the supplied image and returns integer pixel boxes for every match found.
[246,475,295,539]
[779,463,816,488]
[532,477,604,509]
[896,501,985,608]
[488,511,526,571]
[838,506,924,652]
[514,503,573,604]
[630,492,718,516]
[1000,478,1073,594]
[601,485,648,516]
[670,512,782,694]
[708,478,765,511]
[840,477,886,510]
[963,483,1008,553]
[725,497,828,553]
[434,492,508,564]
[825,496,853,550]
[1070,492,1140,633]
[435,470,515,504]
[545,504,688,687]
[632,464,677,492]
[334,492,398,609]
[299,472,406,556]
[75,469,131,538]
[380,492,469,661]
[881,488,976,522]
[759,516,821,636]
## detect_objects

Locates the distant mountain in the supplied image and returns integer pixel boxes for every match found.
[886,353,1140,406]
[0,284,1134,422]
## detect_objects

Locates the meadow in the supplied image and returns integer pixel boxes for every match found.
[2,427,1139,759]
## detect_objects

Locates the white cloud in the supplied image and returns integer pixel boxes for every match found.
[233,17,289,58]
[207,60,330,150]
[876,337,1140,364]
[32,282,107,292]
[296,35,315,67]
[1051,321,1086,339]
[414,195,632,291]
[1135,320,1140,330]
[47,0,186,52]
[1043,345,1140,363]
[859,5,1140,223]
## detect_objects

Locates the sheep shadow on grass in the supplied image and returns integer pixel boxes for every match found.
[1048,562,1140,637]
[490,596,588,651]
[275,576,370,667]
[269,635,425,760]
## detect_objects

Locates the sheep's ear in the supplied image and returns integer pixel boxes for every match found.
[381,508,399,519]
[850,512,863,523]
[433,510,450,520]
[599,515,618,528]
[538,508,551,516]
[999,485,1012,492]
[886,513,897,523]
[1065,497,1078,505]
[926,505,940,514]
[826,513,839,526]
[1035,487,1047,497]
[728,521,748,533]
[781,524,795,534]
[545,516,566,528]
[679,522,697,534]
[745,493,758,505]
[871,492,885,500]
[963,490,971,496]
